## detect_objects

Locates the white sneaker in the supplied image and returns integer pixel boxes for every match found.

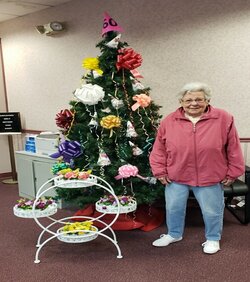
[202,240,220,254]
[152,234,183,247]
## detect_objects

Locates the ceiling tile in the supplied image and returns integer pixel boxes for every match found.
[0,0,72,23]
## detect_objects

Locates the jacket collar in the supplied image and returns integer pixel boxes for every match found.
[173,105,219,120]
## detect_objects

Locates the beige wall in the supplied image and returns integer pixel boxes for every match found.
[0,41,11,173]
[0,0,250,172]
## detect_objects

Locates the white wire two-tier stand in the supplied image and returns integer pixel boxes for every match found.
[14,174,129,263]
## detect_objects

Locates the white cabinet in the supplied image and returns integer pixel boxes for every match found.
[15,151,56,199]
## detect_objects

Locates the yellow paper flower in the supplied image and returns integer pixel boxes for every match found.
[82,57,103,75]
[100,115,121,129]
[57,168,72,175]
[61,221,95,235]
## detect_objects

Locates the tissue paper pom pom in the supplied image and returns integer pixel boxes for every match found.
[82,57,103,75]
[74,84,105,105]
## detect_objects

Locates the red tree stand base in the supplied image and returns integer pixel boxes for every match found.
[74,204,165,231]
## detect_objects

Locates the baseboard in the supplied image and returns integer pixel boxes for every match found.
[0,172,12,179]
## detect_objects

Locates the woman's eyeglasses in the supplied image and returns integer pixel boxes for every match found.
[181,98,207,105]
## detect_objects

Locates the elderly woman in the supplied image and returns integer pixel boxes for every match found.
[149,82,244,254]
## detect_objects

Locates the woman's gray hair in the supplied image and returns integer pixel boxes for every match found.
[177,82,212,101]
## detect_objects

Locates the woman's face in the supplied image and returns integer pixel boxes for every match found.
[180,91,209,117]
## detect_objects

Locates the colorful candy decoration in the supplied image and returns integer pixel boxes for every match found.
[74,84,105,105]
[102,12,123,36]
[55,109,74,130]
[126,121,138,137]
[106,34,121,48]
[131,94,152,111]
[82,57,103,75]
[97,149,111,166]
[50,140,82,163]
[116,48,142,71]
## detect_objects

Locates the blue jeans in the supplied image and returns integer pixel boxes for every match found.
[165,182,225,241]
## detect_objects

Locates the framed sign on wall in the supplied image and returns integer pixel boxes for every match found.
[0,112,22,134]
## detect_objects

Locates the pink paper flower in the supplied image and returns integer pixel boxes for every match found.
[78,172,90,180]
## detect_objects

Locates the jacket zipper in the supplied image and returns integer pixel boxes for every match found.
[193,123,199,185]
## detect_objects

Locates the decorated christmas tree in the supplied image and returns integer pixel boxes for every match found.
[51,13,163,208]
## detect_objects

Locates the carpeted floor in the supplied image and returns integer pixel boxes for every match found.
[1,180,250,282]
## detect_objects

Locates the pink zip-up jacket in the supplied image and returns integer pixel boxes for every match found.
[149,106,245,187]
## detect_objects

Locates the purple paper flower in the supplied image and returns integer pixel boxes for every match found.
[99,195,133,207]
[16,197,55,210]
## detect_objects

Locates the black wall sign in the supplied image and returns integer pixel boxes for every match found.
[0,112,22,134]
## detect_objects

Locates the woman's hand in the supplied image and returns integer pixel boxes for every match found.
[221,178,235,186]
[157,176,172,185]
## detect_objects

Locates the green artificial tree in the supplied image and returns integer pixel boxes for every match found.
[52,13,163,208]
